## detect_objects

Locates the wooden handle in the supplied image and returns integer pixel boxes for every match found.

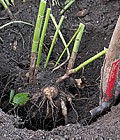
[101,16,120,96]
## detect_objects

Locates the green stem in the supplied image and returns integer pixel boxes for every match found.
[44,15,64,68]
[5,0,10,5]
[60,0,75,15]
[29,0,46,84]
[31,0,46,53]
[50,14,70,70]
[0,0,13,18]
[67,23,85,70]
[56,48,107,83]
[50,14,67,47]
[73,48,108,73]
[55,25,81,67]
[10,0,14,5]
[36,8,51,67]
[73,23,85,53]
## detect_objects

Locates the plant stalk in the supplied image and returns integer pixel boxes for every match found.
[44,15,65,68]
[29,0,46,84]
[60,0,75,15]
[67,23,85,71]
[56,48,107,83]
[10,0,14,5]
[0,0,13,18]
[50,14,70,71]
[5,0,10,5]
[73,48,107,73]
[36,8,51,67]
[55,25,81,67]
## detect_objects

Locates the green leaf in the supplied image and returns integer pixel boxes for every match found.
[12,93,29,106]
[9,89,15,103]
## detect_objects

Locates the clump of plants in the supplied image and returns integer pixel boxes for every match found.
[1,0,107,130]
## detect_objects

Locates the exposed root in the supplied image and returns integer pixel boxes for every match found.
[29,52,37,85]
[61,99,68,124]
[31,86,78,126]
[8,84,79,130]
[56,69,74,83]
[38,96,46,109]
[42,86,58,100]
[68,97,79,122]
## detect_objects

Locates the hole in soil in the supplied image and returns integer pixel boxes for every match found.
[0,58,99,131]
[68,86,81,96]
[1,92,68,131]
[21,114,65,131]
[1,84,95,131]
[1,86,97,131]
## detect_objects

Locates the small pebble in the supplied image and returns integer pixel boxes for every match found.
[74,9,88,18]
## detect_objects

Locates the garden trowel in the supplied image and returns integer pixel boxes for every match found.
[90,16,120,118]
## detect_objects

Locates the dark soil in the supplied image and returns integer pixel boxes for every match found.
[0,104,120,140]
[0,0,120,139]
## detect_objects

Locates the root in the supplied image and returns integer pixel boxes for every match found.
[60,91,78,123]
[17,84,79,129]
[42,86,58,100]
[44,100,50,120]
[50,100,56,127]
[61,99,68,124]
[56,69,74,83]
[43,100,49,128]
[50,97,58,108]
[29,52,37,85]
[67,96,79,122]
[38,96,46,109]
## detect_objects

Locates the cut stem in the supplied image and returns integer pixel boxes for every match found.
[74,49,107,73]
[10,0,14,5]
[5,0,10,5]
[60,0,75,15]
[44,15,65,68]
[29,0,46,84]
[50,14,70,71]
[56,48,108,83]
[36,8,51,67]
[55,25,81,67]
[0,0,13,18]
[67,23,85,71]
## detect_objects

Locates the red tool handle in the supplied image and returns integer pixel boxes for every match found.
[104,59,120,101]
